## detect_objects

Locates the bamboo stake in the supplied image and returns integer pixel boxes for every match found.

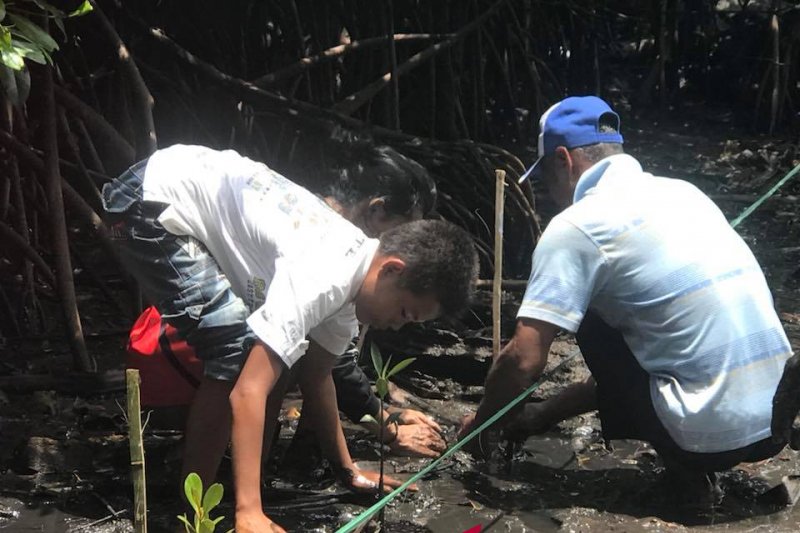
[126,369,147,533]
[769,7,780,135]
[478,278,526,289]
[493,169,506,359]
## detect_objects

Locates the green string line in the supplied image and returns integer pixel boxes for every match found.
[730,161,800,229]
[336,160,800,532]
[335,352,579,533]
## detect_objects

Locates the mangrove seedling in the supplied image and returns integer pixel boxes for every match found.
[360,342,416,525]
[177,472,232,533]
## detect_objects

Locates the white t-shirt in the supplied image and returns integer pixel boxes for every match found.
[519,154,793,453]
[141,144,378,368]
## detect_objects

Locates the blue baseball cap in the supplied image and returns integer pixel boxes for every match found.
[519,96,624,183]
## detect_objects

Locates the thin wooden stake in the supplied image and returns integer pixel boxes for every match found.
[126,369,147,533]
[493,169,506,359]
[769,7,780,135]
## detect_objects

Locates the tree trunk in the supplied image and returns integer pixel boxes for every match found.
[35,61,94,373]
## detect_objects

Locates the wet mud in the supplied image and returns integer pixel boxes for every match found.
[2,108,800,532]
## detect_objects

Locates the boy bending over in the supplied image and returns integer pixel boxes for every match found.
[102,144,478,532]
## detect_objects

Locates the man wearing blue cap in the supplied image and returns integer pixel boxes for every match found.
[460,96,794,500]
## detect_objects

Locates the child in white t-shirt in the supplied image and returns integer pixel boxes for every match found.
[103,144,478,533]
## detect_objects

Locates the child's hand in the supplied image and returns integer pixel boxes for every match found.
[338,465,418,493]
[390,407,442,432]
[235,510,286,533]
[388,423,446,458]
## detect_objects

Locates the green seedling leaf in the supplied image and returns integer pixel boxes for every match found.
[68,0,93,17]
[386,357,416,378]
[184,472,203,513]
[376,376,389,399]
[381,355,394,380]
[202,482,224,514]
[8,14,58,52]
[360,413,379,425]
[177,513,196,533]
[0,1,6,23]
[199,516,224,533]
[385,411,403,425]
[370,343,384,376]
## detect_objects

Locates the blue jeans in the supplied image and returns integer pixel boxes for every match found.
[102,161,254,381]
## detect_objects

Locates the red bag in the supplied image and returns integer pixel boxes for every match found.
[126,306,203,407]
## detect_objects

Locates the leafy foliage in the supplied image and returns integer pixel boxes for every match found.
[177,472,233,533]
[0,0,91,69]
[0,0,91,103]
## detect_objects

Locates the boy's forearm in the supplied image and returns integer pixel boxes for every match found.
[297,342,355,471]
[302,372,355,470]
[229,342,284,512]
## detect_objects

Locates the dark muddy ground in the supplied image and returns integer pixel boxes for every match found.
[1,106,799,532]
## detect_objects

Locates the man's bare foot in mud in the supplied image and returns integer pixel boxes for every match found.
[772,353,800,450]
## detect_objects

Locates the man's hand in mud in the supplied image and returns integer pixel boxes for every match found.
[457,413,494,459]
[235,510,286,533]
[503,402,552,443]
[337,464,418,494]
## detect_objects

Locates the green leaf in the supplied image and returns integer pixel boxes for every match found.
[370,343,384,376]
[0,1,6,23]
[11,39,48,64]
[1,25,10,47]
[177,514,196,533]
[68,0,93,17]
[8,14,58,52]
[184,473,203,512]
[201,482,224,514]
[376,377,388,399]
[386,357,416,378]
[199,516,224,533]
[359,413,378,425]
[382,355,393,379]
[0,46,24,70]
